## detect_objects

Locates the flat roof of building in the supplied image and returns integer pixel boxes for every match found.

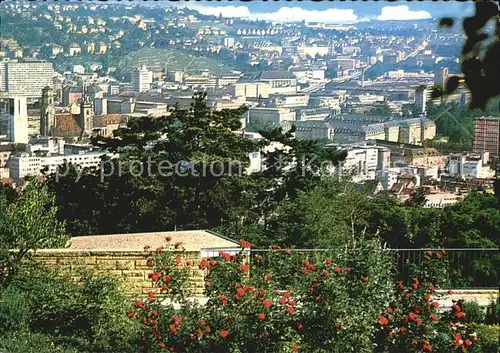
[67,230,240,251]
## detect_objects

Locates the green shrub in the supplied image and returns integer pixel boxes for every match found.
[0,287,30,331]
[76,272,141,352]
[472,324,500,353]
[0,331,78,353]
[485,297,499,325]
[130,239,396,353]
[375,250,479,353]
[462,300,486,323]
[2,263,140,353]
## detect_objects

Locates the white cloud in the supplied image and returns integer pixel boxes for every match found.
[255,7,357,23]
[377,6,431,21]
[190,5,252,19]
[189,5,358,24]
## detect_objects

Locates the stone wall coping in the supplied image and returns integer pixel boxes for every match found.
[67,230,239,251]
[26,249,201,256]
[435,289,499,295]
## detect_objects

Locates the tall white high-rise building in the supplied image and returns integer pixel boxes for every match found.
[415,88,428,114]
[0,59,54,100]
[132,65,153,93]
[434,67,449,87]
[223,37,235,48]
[0,95,29,144]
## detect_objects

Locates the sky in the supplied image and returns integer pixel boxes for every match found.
[173,2,475,24]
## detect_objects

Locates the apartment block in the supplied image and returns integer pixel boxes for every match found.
[473,116,499,162]
[0,59,54,99]
[9,149,118,182]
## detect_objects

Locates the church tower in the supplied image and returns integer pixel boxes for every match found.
[40,86,56,136]
[80,97,94,135]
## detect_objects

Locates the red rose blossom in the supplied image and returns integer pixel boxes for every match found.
[219,252,232,262]
[220,329,229,338]
[378,315,389,325]
[239,239,251,248]
[220,295,228,305]
[258,313,266,320]
[263,299,272,309]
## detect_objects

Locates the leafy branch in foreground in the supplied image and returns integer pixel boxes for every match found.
[436,1,500,110]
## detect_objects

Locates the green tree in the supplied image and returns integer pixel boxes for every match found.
[437,1,500,110]
[0,180,67,283]
[363,194,441,248]
[263,178,369,248]
[405,187,428,207]
[437,192,500,248]
[425,102,477,144]
[49,94,261,235]
[246,126,346,235]
[0,183,17,203]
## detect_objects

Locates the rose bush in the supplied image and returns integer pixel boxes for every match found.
[129,239,394,352]
[374,250,479,353]
[129,243,482,353]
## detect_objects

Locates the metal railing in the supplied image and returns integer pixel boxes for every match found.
[388,248,499,289]
[205,248,499,289]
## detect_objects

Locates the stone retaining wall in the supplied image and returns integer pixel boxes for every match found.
[436,290,499,308]
[33,250,206,297]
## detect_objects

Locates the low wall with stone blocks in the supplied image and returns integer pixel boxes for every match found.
[436,290,499,308]
[32,249,206,297]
